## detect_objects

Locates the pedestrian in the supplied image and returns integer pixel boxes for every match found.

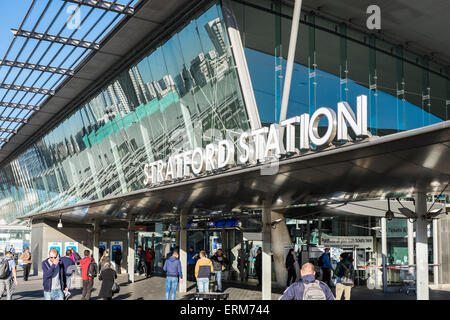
[285,248,297,287]
[99,250,110,272]
[319,248,333,287]
[334,253,354,300]
[150,246,155,274]
[20,247,32,281]
[0,251,18,300]
[61,249,76,300]
[80,250,96,300]
[41,248,66,300]
[98,262,117,300]
[163,248,183,300]
[280,262,335,300]
[71,248,82,265]
[195,250,213,297]
[8,245,15,255]
[145,247,153,277]
[113,248,122,274]
[136,246,144,275]
[187,247,198,281]
[211,249,228,292]
[253,247,262,288]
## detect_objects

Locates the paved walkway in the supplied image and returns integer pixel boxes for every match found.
[5,270,450,300]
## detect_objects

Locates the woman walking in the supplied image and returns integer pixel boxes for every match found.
[99,250,110,272]
[98,262,117,300]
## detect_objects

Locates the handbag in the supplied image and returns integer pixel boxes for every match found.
[112,282,120,294]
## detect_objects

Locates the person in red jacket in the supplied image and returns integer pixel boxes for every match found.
[145,247,153,278]
[80,250,95,300]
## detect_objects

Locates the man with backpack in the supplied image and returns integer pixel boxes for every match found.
[334,253,354,300]
[280,262,335,300]
[0,251,18,300]
[318,248,333,287]
[80,250,97,300]
[61,249,76,300]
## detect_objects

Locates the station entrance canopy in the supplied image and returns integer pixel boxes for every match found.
[20,120,450,225]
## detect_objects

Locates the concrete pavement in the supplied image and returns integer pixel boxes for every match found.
[4,269,450,300]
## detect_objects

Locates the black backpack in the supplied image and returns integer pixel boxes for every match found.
[317,254,324,267]
[0,258,11,279]
[88,260,98,278]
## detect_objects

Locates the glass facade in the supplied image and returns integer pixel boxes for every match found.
[0,2,250,223]
[231,0,450,134]
[0,0,449,224]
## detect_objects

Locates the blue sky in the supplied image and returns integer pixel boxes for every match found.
[0,0,137,143]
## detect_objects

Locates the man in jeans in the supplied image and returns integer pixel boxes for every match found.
[80,250,95,300]
[211,249,228,292]
[0,251,18,300]
[41,249,66,300]
[195,250,213,297]
[163,249,183,300]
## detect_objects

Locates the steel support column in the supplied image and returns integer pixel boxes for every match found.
[279,0,303,123]
[433,219,439,286]
[408,219,415,278]
[381,217,387,292]
[179,208,188,293]
[127,218,135,283]
[93,220,100,264]
[262,199,272,300]
[415,192,429,300]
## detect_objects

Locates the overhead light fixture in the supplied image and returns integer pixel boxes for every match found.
[57,215,63,229]
[385,198,394,221]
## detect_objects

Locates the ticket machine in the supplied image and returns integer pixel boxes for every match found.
[110,241,123,272]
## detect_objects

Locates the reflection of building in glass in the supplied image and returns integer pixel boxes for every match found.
[205,18,227,56]
[129,66,152,105]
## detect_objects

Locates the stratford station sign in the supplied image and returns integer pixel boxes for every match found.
[143,95,369,185]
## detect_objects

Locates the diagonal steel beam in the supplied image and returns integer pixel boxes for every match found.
[11,29,100,50]
[63,0,135,15]
[0,116,27,123]
[0,102,40,111]
[0,59,75,76]
[0,128,18,134]
[0,83,54,95]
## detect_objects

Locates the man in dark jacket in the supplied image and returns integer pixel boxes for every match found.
[42,248,66,300]
[285,248,297,287]
[211,249,228,292]
[280,262,335,300]
[254,247,262,288]
[163,249,183,300]
[187,247,198,281]
[320,248,333,287]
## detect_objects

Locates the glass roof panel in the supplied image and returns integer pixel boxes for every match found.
[0,0,139,147]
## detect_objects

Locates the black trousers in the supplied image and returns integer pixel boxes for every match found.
[286,268,296,287]
[187,264,195,281]
[145,262,151,276]
[81,279,94,300]
[256,271,262,286]
[23,263,31,281]
[322,268,331,287]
